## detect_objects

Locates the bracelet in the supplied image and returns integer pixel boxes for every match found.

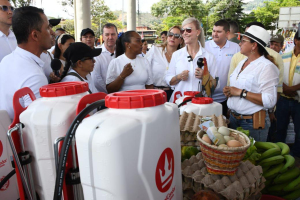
[240,89,245,98]
[119,75,125,80]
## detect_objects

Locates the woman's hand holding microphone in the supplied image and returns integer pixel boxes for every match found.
[194,68,203,79]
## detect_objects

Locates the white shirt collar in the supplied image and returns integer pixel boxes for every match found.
[0,29,15,38]
[101,43,116,55]
[184,41,205,57]
[211,39,230,48]
[15,47,45,68]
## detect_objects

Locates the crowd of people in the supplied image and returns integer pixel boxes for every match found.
[0,2,299,156]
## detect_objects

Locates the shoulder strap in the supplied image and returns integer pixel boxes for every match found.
[47,51,53,61]
[66,72,92,94]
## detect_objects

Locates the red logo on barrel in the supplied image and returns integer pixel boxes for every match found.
[155,148,174,193]
[0,140,3,158]
[0,176,9,191]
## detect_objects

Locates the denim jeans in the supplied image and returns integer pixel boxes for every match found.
[229,112,270,142]
[275,96,300,157]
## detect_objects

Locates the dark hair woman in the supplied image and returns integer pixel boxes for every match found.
[60,42,102,93]
[106,31,154,93]
[53,34,75,74]
[146,25,184,101]
[223,25,279,142]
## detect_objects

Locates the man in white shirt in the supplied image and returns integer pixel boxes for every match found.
[0,0,17,62]
[205,19,240,116]
[0,6,54,120]
[92,23,118,93]
[80,28,96,49]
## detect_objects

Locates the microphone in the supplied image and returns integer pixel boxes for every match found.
[187,55,193,62]
[197,58,204,68]
[111,53,114,56]
[51,58,62,77]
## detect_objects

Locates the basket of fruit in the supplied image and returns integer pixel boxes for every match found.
[197,127,250,175]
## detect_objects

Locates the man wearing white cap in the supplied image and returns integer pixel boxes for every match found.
[223,25,279,142]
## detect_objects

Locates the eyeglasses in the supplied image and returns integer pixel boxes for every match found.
[80,57,94,62]
[167,32,182,39]
[0,5,14,12]
[180,28,192,34]
[240,39,251,44]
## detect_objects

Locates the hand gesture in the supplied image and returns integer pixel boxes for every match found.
[120,63,134,78]
[195,68,203,79]
[180,70,189,81]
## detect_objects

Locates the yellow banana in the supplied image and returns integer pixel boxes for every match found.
[263,163,284,179]
[259,148,281,161]
[282,188,300,200]
[276,142,290,155]
[279,155,295,174]
[259,155,285,168]
[274,167,300,184]
[283,175,300,192]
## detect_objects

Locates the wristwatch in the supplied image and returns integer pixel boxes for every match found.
[242,90,248,98]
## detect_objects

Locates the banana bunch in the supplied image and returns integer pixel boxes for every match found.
[255,142,300,200]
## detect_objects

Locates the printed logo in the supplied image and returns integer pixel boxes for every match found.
[155,148,174,193]
[0,140,3,158]
[0,159,7,168]
[0,176,9,191]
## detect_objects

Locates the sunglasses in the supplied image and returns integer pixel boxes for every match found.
[0,5,14,12]
[80,57,94,62]
[180,28,192,34]
[167,32,182,39]
[240,39,250,44]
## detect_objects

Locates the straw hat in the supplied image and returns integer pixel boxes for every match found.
[238,25,270,51]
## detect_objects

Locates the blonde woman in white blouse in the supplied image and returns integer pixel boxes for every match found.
[223,25,279,142]
[146,26,184,101]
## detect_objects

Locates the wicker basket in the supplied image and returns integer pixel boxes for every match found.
[197,128,250,176]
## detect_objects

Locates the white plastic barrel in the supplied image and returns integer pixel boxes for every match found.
[76,90,183,200]
[179,97,222,116]
[19,82,89,200]
[0,110,19,200]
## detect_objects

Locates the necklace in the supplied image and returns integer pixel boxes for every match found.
[165,51,172,58]
[236,60,248,80]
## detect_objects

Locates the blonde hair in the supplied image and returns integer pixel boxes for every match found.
[160,26,184,54]
[182,17,205,48]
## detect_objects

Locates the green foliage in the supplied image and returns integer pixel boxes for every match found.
[10,0,32,7]
[55,19,75,36]
[151,0,208,21]
[253,0,300,30]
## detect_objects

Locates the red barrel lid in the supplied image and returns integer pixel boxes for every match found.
[192,97,213,104]
[39,82,89,97]
[184,91,200,96]
[105,89,167,109]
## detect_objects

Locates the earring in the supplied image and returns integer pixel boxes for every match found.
[128,46,131,49]
[251,49,254,54]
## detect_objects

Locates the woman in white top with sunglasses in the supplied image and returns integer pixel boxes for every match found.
[146,26,184,101]
[165,17,216,103]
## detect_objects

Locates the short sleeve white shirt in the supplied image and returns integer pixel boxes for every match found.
[40,51,54,82]
[0,47,48,120]
[91,44,115,93]
[165,42,216,103]
[0,30,17,62]
[61,69,98,93]
[106,54,153,91]
[227,56,279,115]
[205,40,240,103]
[146,45,169,87]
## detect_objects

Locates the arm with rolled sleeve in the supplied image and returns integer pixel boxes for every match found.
[276,54,284,93]
[144,59,154,86]
[259,64,279,108]
[91,60,108,93]
[165,55,177,86]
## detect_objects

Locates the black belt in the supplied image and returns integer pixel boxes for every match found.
[154,86,172,91]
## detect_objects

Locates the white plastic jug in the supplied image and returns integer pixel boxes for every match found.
[179,97,222,116]
[174,91,200,105]
[76,90,183,200]
[19,82,89,200]
[0,110,19,200]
